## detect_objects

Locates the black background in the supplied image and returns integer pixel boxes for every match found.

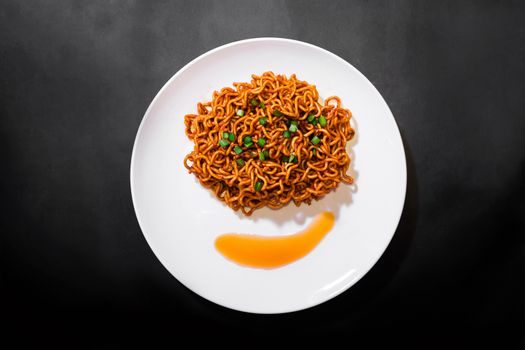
[2,1,524,347]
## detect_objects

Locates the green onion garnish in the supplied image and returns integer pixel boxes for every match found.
[288,154,295,163]
[245,141,254,148]
[259,117,267,125]
[263,150,269,159]
[259,151,265,161]
[254,181,263,191]
[311,135,321,145]
[257,138,266,147]
[250,99,258,106]
[223,132,230,139]
[259,101,265,109]
[236,109,245,117]
[307,114,315,123]
[283,130,291,138]
[272,109,282,117]
[281,155,289,163]
[312,148,317,157]
[312,117,318,125]
[289,124,298,133]
[228,133,235,142]
[236,159,245,167]
[219,139,230,148]
[243,136,252,144]
[319,116,327,127]
[291,120,298,126]
[234,145,243,154]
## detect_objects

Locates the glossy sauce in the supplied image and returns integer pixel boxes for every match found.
[215,211,335,269]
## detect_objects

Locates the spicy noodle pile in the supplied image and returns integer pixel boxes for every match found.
[183,72,355,216]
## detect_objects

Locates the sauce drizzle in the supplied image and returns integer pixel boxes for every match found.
[215,211,335,269]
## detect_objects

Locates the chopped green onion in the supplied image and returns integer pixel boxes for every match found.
[236,109,245,117]
[272,109,282,117]
[259,117,267,125]
[312,117,318,125]
[257,138,266,147]
[289,124,298,133]
[250,99,258,106]
[222,132,230,139]
[245,141,254,148]
[281,155,289,163]
[254,181,263,191]
[311,135,321,145]
[219,139,230,148]
[312,148,317,157]
[319,116,327,127]
[288,154,295,163]
[234,145,243,154]
[259,151,265,161]
[283,130,291,139]
[236,159,245,167]
[263,150,269,159]
[290,120,298,126]
[259,101,265,109]
[243,136,252,144]
[307,114,315,123]
[229,133,235,142]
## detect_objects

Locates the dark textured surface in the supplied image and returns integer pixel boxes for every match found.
[1,0,524,347]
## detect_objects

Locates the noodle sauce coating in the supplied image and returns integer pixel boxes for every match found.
[183,72,355,216]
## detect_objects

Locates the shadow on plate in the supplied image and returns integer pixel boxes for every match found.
[302,127,418,315]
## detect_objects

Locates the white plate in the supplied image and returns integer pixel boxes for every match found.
[130,38,406,314]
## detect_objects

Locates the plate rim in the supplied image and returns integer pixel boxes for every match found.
[130,37,407,314]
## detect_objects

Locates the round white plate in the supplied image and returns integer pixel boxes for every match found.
[130,38,406,314]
